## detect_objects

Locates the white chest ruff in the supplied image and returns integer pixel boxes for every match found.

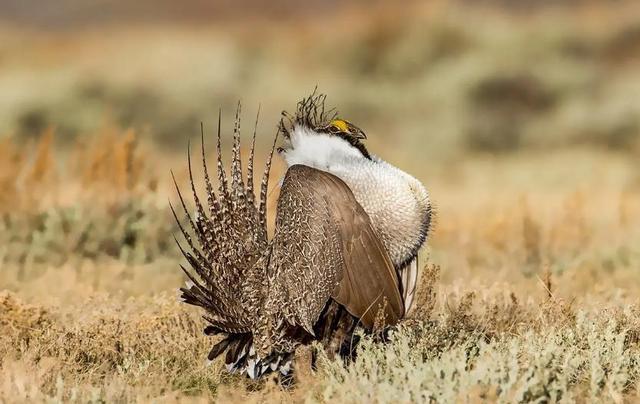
[329,159,430,266]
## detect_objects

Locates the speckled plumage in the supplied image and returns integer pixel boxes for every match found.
[174,93,431,380]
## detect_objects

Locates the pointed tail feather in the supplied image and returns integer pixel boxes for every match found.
[258,128,278,230]
[173,105,276,346]
[231,101,245,196]
[245,105,260,208]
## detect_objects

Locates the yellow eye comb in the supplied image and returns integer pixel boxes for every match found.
[329,119,350,133]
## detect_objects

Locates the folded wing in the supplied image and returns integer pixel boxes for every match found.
[259,164,403,351]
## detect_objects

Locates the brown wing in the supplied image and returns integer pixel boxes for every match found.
[267,164,403,335]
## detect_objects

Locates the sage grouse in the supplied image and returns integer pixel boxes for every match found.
[173,92,432,379]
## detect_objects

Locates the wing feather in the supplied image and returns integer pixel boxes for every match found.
[266,164,403,341]
[320,171,404,327]
[400,258,419,315]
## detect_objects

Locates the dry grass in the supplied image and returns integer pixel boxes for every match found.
[0,130,639,402]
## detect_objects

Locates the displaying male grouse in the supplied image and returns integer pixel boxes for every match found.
[173,92,432,379]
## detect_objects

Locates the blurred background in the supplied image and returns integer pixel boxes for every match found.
[2,0,640,155]
[1,0,640,302]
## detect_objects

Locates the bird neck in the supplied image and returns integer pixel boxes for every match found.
[281,126,366,172]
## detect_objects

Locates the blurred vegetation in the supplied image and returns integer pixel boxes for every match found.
[1,2,639,157]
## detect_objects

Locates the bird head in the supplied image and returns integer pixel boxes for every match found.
[319,118,367,140]
[278,91,372,160]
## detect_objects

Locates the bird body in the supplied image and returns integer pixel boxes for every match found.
[282,125,430,269]
[173,93,432,380]
[281,123,431,314]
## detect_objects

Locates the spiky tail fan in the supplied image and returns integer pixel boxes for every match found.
[172,104,278,373]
